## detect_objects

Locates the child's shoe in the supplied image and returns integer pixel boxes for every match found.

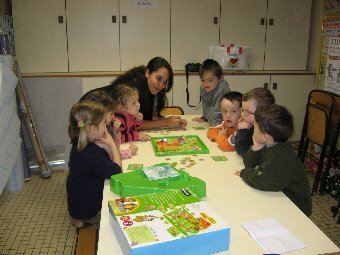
[70,217,85,228]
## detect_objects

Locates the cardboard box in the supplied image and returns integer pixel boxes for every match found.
[108,189,230,255]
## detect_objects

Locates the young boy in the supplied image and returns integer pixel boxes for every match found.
[235,87,275,156]
[192,59,230,126]
[235,104,312,216]
[207,91,242,151]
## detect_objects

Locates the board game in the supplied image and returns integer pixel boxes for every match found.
[108,189,230,255]
[150,135,209,156]
[111,163,206,198]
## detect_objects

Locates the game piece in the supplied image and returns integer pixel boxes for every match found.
[127,164,144,171]
[192,126,205,130]
[211,156,228,161]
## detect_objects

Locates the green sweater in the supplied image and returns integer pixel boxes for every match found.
[240,142,312,216]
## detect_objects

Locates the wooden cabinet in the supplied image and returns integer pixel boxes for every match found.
[220,0,312,70]
[119,0,170,71]
[66,0,120,72]
[12,0,68,73]
[170,0,220,71]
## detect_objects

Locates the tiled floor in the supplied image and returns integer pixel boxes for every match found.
[0,169,339,255]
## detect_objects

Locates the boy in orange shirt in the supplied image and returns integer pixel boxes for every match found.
[207,91,242,151]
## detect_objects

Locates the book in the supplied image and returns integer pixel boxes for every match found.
[108,189,230,255]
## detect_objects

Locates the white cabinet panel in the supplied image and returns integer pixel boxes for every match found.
[67,0,120,71]
[226,75,270,93]
[12,0,68,73]
[171,0,220,71]
[119,0,170,71]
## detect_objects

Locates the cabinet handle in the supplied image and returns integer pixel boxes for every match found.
[58,16,63,24]
[269,18,274,26]
[214,17,218,24]
[260,18,265,25]
[112,15,116,23]
[122,16,127,23]
[273,82,277,90]
[264,83,268,89]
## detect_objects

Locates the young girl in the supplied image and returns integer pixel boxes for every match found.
[66,100,122,228]
[111,84,151,142]
[83,90,138,159]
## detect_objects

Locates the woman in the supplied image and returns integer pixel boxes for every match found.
[84,57,187,130]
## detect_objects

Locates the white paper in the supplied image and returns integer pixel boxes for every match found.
[242,218,305,254]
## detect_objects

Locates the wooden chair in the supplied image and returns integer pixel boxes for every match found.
[298,102,331,195]
[75,227,97,255]
[160,106,184,116]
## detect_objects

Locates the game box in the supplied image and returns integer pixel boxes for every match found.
[110,163,206,198]
[108,189,230,255]
[150,135,209,156]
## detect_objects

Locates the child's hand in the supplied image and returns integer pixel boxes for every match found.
[113,119,121,131]
[251,135,265,151]
[238,118,252,129]
[234,170,241,176]
[135,112,143,122]
[218,126,227,136]
[192,117,205,123]
[129,142,138,155]
[139,133,151,141]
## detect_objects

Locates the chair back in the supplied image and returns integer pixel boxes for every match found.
[305,103,329,146]
[160,106,184,116]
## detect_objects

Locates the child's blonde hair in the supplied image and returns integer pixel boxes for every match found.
[68,100,106,151]
[111,84,139,110]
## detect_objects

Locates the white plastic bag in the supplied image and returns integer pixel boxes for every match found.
[209,44,252,71]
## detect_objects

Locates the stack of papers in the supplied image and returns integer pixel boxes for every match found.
[242,218,305,254]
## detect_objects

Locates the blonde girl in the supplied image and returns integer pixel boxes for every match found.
[67,100,122,228]
[112,84,151,142]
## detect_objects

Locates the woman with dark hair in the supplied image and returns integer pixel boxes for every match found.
[84,57,187,130]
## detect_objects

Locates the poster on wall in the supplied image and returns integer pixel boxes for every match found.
[321,22,340,75]
[325,37,340,95]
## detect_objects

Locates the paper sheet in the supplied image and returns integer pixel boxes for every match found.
[242,218,305,254]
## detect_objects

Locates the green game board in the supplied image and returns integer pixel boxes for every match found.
[151,135,209,157]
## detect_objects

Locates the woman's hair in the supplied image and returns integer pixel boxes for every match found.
[242,87,275,107]
[255,104,293,142]
[111,84,139,110]
[83,90,114,111]
[68,100,106,151]
[199,59,223,79]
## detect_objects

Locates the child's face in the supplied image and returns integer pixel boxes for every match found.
[105,111,114,125]
[200,71,222,92]
[122,93,140,115]
[253,121,266,145]
[240,99,257,124]
[221,98,241,128]
[88,117,106,142]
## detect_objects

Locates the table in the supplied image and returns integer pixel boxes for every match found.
[97,115,340,255]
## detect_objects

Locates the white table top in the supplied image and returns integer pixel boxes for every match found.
[97,115,339,255]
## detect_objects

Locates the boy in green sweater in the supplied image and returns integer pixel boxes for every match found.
[235,104,312,216]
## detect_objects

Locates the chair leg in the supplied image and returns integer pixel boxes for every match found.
[312,149,327,195]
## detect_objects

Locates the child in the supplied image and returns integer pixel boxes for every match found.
[207,91,242,151]
[111,84,151,142]
[192,59,230,126]
[83,90,138,159]
[235,87,275,156]
[66,100,122,228]
[234,104,312,216]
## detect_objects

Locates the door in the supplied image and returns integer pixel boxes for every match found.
[67,0,120,71]
[171,0,220,71]
[119,0,170,71]
[12,0,68,73]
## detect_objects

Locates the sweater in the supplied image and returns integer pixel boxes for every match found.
[235,126,254,156]
[201,80,230,126]
[207,123,238,151]
[240,142,312,216]
[66,143,122,220]
[114,111,143,142]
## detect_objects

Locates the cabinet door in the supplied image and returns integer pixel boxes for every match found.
[226,75,270,94]
[264,0,312,70]
[171,0,219,71]
[67,0,120,71]
[120,0,170,71]
[220,0,267,70]
[270,75,315,141]
[12,0,68,73]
